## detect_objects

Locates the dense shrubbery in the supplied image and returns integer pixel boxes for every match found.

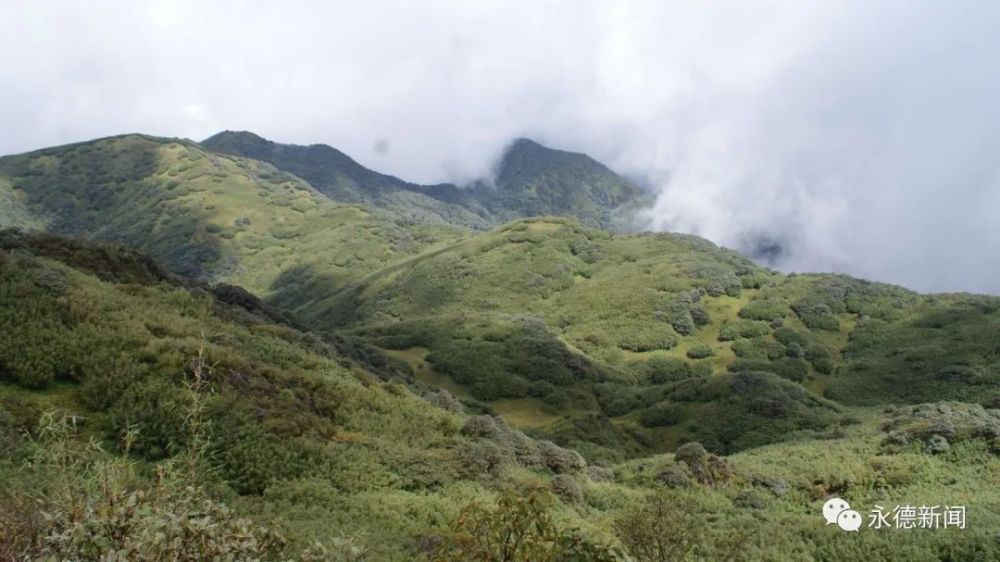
[640,402,684,427]
[432,487,622,561]
[731,338,785,361]
[0,412,328,561]
[638,356,701,384]
[686,345,715,359]
[664,372,841,452]
[718,320,771,341]
[738,298,787,321]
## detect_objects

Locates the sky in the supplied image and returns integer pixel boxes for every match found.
[2,0,999,294]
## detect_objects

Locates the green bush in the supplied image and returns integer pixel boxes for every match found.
[432,487,622,562]
[640,402,684,428]
[738,298,787,321]
[108,376,193,460]
[641,357,693,384]
[731,338,785,361]
[686,345,715,359]
[772,327,809,347]
[718,320,771,341]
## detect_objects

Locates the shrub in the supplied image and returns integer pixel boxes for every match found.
[773,327,808,347]
[643,357,693,384]
[538,441,587,474]
[585,466,615,483]
[551,474,584,504]
[457,441,511,476]
[732,489,768,510]
[806,345,834,374]
[656,467,690,489]
[2,413,330,561]
[731,338,785,361]
[794,302,840,331]
[717,320,771,341]
[432,487,622,562]
[617,330,677,352]
[738,298,787,321]
[108,376,193,460]
[425,389,464,413]
[640,402,684,428]
[461,415,500,439]
[662,294,695,336]
[686,345,715,359]
[686,301,709,326]
[614,493,707,562]
[674,442,732,487]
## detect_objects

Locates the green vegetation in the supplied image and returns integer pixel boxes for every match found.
[0,134,464,296]
[2,132,1000,560]
[203,133,653,231]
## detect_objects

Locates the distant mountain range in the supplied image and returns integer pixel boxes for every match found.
[201,130,652,230]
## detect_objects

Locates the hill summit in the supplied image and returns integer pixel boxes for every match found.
[202,131,652,230]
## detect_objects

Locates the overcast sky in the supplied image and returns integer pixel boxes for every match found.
[3,1,999,293]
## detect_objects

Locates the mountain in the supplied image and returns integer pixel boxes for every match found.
[471,138,652,228]
[306,217,1000,457]
[201,131,492,228]
[2,132,1000,560]
[0,230,605,558]
[3,230,999,560]
[201,131,652,230]
[0,134,465,307]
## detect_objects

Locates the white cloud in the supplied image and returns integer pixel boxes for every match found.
[1,0,999,293]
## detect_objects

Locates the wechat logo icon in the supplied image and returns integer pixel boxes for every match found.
[823,498,862,532]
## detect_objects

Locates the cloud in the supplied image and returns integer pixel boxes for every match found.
[1,1,999,293]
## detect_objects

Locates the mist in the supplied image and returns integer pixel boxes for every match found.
[2,1,999,293]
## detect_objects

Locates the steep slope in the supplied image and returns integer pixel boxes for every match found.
[201,130,491,228]
[0,134,464,306]
[470,138,652,228]
[201,132,652,230]
[0,232,613,559]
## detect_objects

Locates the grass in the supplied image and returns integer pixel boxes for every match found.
[4,133,1000,560]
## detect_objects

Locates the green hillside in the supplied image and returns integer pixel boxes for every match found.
[0,134,464,305]
[202,132,652,230]
[201,131,492,228]
[467,139,652,229]
[2,132,1000,561]
[304,217,1000,458]
[2,232,998,561]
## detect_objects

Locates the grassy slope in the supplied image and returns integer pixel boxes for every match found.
[201,131,492,229]
[0,134,465,306]
[4,235,997,561]
[304,217,1000,458]
[0,234,620,559]
[202,132,652,231]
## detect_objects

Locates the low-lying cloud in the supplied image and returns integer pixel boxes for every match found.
[2,1,999,293]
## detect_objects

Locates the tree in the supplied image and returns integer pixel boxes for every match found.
[615,492,753,562]
[614,493,705,562]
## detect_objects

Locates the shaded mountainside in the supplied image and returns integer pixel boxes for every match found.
[469,138,652,229]
[0,134,465,304]
[201,131,492,228]
[0,233,611,559]
[202,131,652,230]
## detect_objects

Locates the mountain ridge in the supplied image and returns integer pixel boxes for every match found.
[201,130,652,230]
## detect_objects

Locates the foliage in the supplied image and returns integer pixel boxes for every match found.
[431,487,623,562]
